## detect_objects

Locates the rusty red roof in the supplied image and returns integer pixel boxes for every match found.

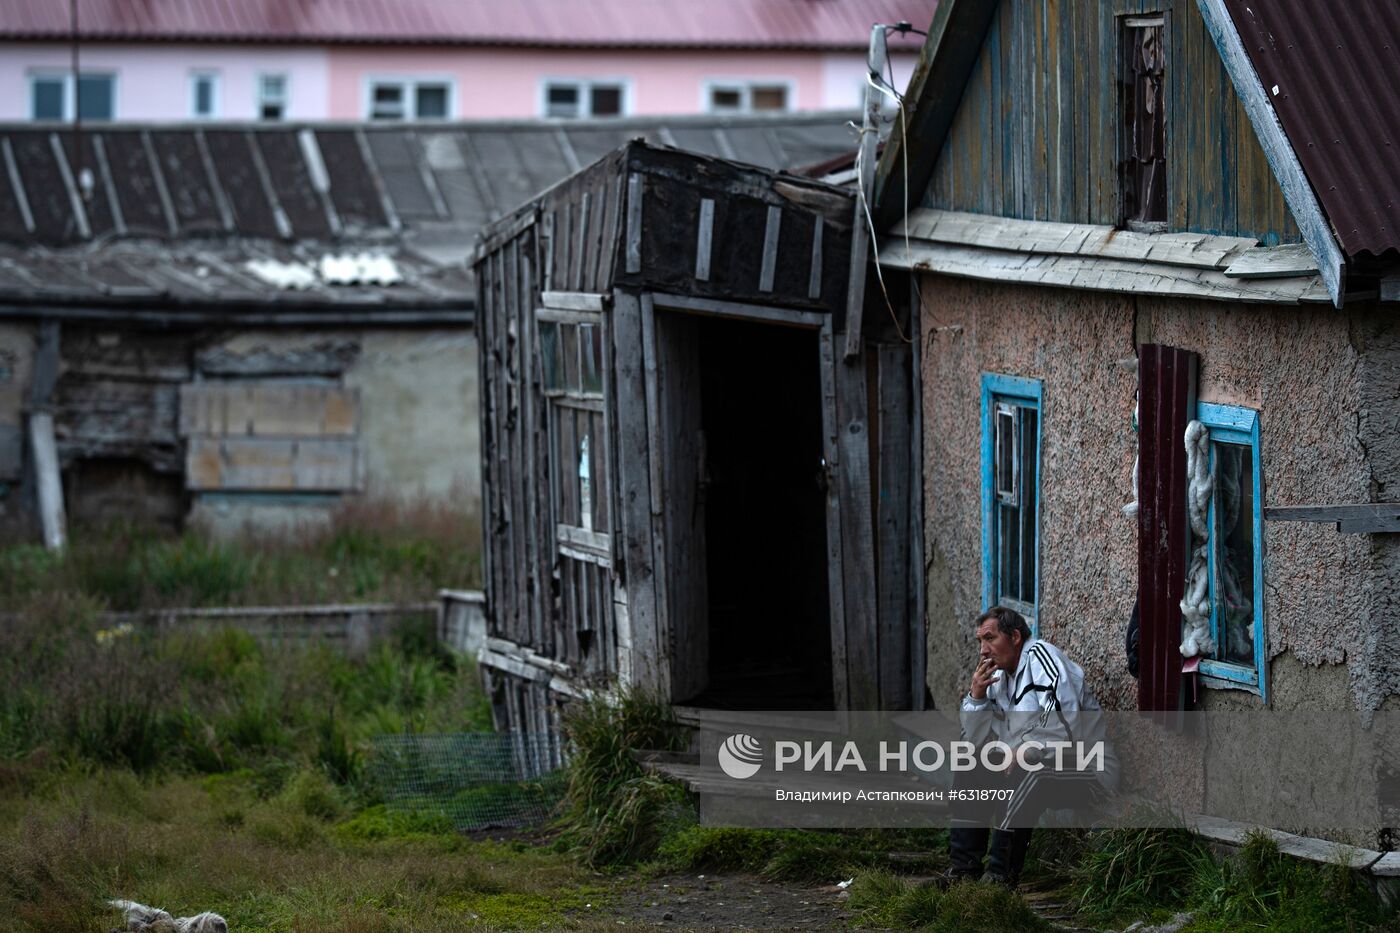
[1223,0,1400,262]
[0,0,934,50]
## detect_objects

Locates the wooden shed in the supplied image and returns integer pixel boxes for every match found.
[473,141,925,733]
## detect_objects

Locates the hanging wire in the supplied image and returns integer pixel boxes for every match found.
[853,22,922,345]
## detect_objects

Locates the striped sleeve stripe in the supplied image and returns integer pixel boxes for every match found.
[1029,644,1061,726]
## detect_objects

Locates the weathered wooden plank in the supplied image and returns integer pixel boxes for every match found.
[895,208,1256,269]
[835,330,878,709]
[650,292,826,328]
[876,342,912,709]
[625,173,643,275]
[1223,243,1319,279]
[1138,345,1197,713]
[29,412,65,550]
[186,437,358,491]
[877,239,1329,304]
[611,289,663,694]
[695,198,715,282]
[818,319,849,709]
[906,277,927,710]
[1195,0,1345,306]
[1267,503,1400,534]
[656,312,708,702]
[541,290,608,312]
[178,383,359,438]
[759,204,783,293]
[1190,815,1385,870]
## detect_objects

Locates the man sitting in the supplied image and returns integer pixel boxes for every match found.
[949,605,1119,887]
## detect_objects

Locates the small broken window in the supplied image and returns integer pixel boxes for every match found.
[1120,15,1167,228]
[994,402,1018,505]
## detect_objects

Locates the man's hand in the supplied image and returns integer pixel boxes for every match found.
[969,657,997,700]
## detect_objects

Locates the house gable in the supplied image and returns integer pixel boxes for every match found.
[895,0,1302,247]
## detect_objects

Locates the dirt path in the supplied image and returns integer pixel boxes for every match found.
[607,872,863,931]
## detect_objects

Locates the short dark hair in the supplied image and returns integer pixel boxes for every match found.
[976,605,1032,642]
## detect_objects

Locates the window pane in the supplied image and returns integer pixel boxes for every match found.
[994,405,1017,503]
[77,75,113,120]
[260,102,284,121]
[194,77,214,116]
[539,321,561,390]
[415,84,448,119]
[561,323,580,391]
[710,88,742,112]
[751,85,788,111]
[370,84,403,119]
[590,85,622,116]
[1213,443,1255,665]
[579,323,603,394]
[546,84,579,118]
[261,75,286,99]
[32,78,64,120]
[1019,408,1038,604]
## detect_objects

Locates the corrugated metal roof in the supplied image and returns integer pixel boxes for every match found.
[0,113,861,311]
[1223,0,1400,261]
[0,0,932,50]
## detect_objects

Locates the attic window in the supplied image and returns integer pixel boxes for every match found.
[1120,15,1167,229]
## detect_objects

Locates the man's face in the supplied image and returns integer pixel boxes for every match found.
[976,618,1022,673]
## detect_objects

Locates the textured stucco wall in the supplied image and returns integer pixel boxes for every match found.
[918,275,1384,715]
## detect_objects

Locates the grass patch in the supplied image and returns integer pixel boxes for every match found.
[657,825,947,884]
[0,497,481,610]
[0,770,616,932]
[557,691,690,867]
[1071,828,1396,931]
[0,604,492,783]
[848,873,1047,932]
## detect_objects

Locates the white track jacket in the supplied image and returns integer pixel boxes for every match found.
[959,637,1119,790]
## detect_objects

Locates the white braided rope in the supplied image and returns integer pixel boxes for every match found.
[1180,420,1215,658]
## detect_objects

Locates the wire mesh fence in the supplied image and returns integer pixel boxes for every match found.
[369,732,567,831]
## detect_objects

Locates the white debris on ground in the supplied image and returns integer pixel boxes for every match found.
[244,252,403,289]
[109,899,228,933]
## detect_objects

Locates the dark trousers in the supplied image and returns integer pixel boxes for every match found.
[948,763,1107,882]
[947,767,1032,881]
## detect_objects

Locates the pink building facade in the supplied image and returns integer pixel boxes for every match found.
[0,41,917,122]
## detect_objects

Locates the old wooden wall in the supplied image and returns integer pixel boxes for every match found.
[477,150,627,686]
[922,0,1301,245]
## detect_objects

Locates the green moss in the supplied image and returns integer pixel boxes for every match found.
[334,804,454,841]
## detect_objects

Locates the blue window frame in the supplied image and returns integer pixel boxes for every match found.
[981,374,1042,634]
[1195,402,1267,700]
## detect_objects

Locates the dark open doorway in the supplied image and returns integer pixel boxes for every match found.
[664,313,832,710]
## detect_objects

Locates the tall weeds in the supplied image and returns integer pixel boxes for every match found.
[557,691,689,867]
[0,497,482,610]
[0,604,490,786]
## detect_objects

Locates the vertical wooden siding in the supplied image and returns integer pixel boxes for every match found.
[477,154,627,681]
[922,0,1300,245]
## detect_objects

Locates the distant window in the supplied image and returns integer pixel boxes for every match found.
[191,73,218,119]
[1120,15,1167,228]
[706,81,790,115]
[543,80,627,119]
[31,76,64,120]
[368,79,453,120]
[29,72,115,121]
[76,74,114,120]
[258,74,288,120]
